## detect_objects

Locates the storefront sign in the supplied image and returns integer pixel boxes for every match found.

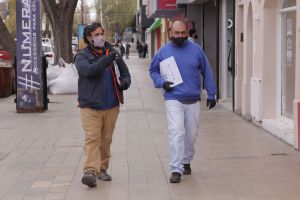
[158,0,176,10]
[16,0,43,112]
[77,24,86,49]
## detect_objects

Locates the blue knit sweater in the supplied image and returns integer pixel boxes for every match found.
[149,40,216,100]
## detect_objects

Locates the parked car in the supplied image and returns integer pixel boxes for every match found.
[42,44,55,65]
[72,37,78,45]
[42,38,52,46]
[0,45,15,97]
[72,43,79,56]
[0,49,11,68]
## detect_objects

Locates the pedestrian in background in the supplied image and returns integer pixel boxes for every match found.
[125,42,130,59]
[142,42,148,58]
[119,41,125,57]
[149,21,216,183]
[136,40,143,58]
[75,22,131,188]
[188,28,198,42]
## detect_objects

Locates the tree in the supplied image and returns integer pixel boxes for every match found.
[73,9,80,36]
[73,3,91,37]
[99,0,136,41]
[41,0,78,64]
[0,15,16,58]
[94,0,102,23]
[41,5,51,38]
[5,0,16,38]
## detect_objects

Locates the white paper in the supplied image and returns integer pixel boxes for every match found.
[113,61,121,85]
[159,56,183,87]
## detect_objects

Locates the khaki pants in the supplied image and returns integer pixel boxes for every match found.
[80,106,119,174]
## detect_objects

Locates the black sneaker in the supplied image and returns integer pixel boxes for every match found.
[98,170,112,181]
[183,164,191,175]
[82,170,97,187]
[169,172,181,183]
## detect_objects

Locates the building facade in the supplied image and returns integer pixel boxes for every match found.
[235,0,300,149]
[143,0,300,149]
[177,0,235,107]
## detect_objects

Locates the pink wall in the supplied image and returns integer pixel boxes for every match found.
[235,0,300,148]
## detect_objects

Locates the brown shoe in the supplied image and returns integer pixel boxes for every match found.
[98,170,112,181]
[82,170,97,187]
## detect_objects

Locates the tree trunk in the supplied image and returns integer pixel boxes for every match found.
[52,21,73,64]
[0,15,16,58]
[44,18,51,38]
[41,0,78,64]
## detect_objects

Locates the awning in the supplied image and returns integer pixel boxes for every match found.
[146,18,161,32]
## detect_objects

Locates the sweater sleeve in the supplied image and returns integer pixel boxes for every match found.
[149,52,164,88]
[199,49,216,99]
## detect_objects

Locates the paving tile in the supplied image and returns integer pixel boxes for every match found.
[1,55,300,200]
[44,193,65,200]
[1,195,24,200]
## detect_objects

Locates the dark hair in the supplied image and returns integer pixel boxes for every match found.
[188,28,196,37]
[83,22,104,44]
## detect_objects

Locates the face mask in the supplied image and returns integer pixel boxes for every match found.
[91,35,105,48]
[171,36,188,47]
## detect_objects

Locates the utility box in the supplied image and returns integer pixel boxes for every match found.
[0,50,12,98]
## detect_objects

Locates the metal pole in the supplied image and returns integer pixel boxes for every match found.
[232,0,236,111]
[81,0,84,24]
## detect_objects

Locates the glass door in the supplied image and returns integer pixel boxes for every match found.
[279,0,296,120]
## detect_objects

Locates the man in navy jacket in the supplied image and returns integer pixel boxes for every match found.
[75,22,130,188]
[149,21,216,183]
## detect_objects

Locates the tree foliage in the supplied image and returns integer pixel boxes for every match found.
[5,0,16,38]
[94,0,136,41]
[73,3,91,36]
[0,15,15,57]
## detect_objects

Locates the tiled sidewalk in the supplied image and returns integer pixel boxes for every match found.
[1,54,300,200]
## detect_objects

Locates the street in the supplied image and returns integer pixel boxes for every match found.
[1,54,300,200]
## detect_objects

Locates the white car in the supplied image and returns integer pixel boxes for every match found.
[72,37,78,45]
[42,38,52,46]
[42,44,55,65]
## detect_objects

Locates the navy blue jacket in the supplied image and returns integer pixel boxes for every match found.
[75,42,131,110]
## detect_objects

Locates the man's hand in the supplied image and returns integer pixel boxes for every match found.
[119,79,129,90]
[206,99,216,109]
[106,51,117,64]
[163,81,174,91]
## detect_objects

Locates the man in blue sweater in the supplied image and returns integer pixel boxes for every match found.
[149,21,216,183]
[75,22,131,187]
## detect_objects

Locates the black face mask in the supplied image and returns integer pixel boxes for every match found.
[171,36,188,47]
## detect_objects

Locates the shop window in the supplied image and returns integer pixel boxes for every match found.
[282,0,296,9]
[280,0,296,120]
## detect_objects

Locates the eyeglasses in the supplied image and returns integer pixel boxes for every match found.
[173,31,187,36]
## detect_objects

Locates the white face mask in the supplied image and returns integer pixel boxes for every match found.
[91,35,105,48]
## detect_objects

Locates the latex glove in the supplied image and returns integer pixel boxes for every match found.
[163,81,174,92]
[206,99,216,109]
